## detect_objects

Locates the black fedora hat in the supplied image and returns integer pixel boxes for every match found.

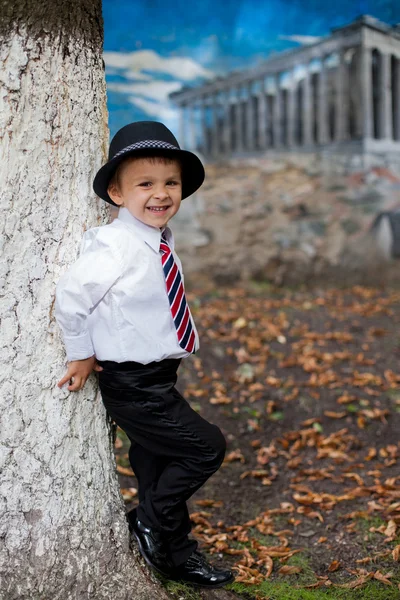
[93,121,205,206]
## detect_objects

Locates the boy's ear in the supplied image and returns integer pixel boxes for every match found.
[107,182,123,206]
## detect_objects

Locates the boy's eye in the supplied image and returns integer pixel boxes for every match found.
[167,180,180,186]
[139,182,152,187]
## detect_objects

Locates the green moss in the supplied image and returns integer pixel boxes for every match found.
[355,515,386,538]
[116,454,131,468]
[116,428,129,446]
[228,579,400,599]
[286,552,317,585]
[248,280,275,294]
[160,578,202,599]
[269,411,285,422]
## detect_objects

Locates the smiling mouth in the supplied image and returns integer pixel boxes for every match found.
[147,206,170,213]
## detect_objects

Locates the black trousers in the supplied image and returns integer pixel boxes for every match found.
[98,358,226,566]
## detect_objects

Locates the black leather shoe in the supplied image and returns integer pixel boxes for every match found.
[126,509,174,578]
[171,550,235,588]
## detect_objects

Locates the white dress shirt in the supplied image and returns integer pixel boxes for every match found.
[55,207,199,364]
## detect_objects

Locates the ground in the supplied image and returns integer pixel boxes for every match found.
[115,283,400,599]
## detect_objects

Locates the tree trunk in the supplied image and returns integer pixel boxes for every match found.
[0,2,171,598]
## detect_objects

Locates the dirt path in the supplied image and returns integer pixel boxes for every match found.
[117,284,400,599]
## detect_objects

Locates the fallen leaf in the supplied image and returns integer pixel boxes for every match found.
[373,570,393,585]
[194,499,223,508]
[278,565,302,575]
[392,545,400,561]
[328,560,341,572]
[324,411,347,419]
[116,465,135,477]
[224,450,245,463]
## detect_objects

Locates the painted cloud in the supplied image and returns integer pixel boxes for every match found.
[104,49,214,133]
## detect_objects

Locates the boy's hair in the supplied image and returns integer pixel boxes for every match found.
[108,153,183,192]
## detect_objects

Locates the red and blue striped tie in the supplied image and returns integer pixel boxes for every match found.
[160,232,196,353]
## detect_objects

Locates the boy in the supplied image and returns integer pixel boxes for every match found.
[55,121,234,588]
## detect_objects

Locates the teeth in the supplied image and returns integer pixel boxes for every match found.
[149,207,167,211]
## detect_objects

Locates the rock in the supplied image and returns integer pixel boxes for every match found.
[340,219,361,235]
[235,363,255,383]
[301,220,327,237]
[300,242,317,258]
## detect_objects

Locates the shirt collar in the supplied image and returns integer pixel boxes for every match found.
[117,207,174,253]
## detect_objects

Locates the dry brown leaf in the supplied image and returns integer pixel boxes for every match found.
[224,450,245,463]
[209,395,232,405]
[373,570,393,585]
[116,465,135,477]
[384,519,397,539]
[328,560,341,572]
[194,499,223,508]
[365,447,377,461]
[337,393,357,404]
[257,546,292,557]
[356,557,373,564]
[392,545,400,561]
[278,565,302,575]
[334,572,374,589]
[240,469,269,480]
[259,555,274,578]
[324,411,347,419]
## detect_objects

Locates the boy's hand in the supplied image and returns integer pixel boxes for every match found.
[57,356,103,392]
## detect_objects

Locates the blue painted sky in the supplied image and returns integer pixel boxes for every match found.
[103,0,400,137]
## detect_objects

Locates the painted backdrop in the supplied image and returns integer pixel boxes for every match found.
[103,0,400,137]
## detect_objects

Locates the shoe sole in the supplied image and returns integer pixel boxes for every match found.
[169,573,235,588]
[129,522,235,588]
[129,526,173,579]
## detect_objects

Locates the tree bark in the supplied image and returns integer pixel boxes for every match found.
[0,2,171,598]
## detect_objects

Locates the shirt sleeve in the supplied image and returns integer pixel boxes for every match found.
[55,227,124,361]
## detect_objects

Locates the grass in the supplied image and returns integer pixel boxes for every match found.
[160,578,202,599]
[286,552,317,586]
[225,528,400,599]
[355,515,387,543]
[228,579,400,599]
[158,551,399,600]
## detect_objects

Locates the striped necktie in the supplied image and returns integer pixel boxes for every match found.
[160,232,196,353]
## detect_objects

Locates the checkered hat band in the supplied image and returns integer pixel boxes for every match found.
[113,140,179,159]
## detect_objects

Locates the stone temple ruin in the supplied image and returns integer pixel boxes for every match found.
[170,15,400,171]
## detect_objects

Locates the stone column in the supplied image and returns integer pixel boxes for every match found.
[258,78,268,150]
[287,69,296,147]
[335,48,348,141]
[222,89,232,155]
[359,45,373,139]
[200,96,209,156]
[178,102,186,147]
[272,74,282,148]
[302,63,312,146]
[210,93,220,158]
[235,86,244,152]
[187,102,197,151]
[379,52,393,139]
[317,57,328,144]
[395,57,400,141]
[246,81,254,151]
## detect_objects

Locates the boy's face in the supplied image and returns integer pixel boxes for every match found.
[107,157,182,228]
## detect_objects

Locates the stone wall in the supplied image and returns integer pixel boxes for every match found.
[173,156,400,286]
